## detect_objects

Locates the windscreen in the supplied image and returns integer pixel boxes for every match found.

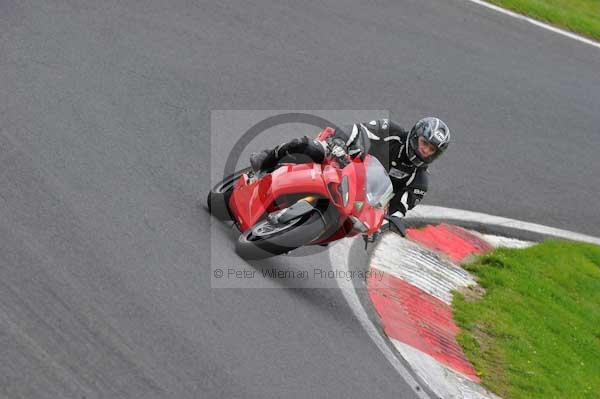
[365,157,394,208]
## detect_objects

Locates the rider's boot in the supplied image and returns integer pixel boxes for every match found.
[250,147,280,174]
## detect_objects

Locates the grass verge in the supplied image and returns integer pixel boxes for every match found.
[486,0,600,42]
[452,240,600,399]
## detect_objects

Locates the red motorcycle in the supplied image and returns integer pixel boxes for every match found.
[207,128,396,259]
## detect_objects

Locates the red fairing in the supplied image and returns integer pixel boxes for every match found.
[317,127,335,141]
[227,173,270,231]
[229,163,331,232]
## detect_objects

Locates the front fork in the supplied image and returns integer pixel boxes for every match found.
[267,196,319,225]
[363,214,407,250]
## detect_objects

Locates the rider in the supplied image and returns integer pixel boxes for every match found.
[249,117,451,216]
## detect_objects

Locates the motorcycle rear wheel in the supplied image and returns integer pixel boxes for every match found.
[207,168,251,220]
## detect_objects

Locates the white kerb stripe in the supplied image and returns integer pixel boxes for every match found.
[481,234,533,249]
[372,235,477,304]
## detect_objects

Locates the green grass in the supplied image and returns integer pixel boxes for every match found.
[486,0,600,41]
[452,240,600,399]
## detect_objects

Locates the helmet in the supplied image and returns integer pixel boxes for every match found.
[406,117,451,166]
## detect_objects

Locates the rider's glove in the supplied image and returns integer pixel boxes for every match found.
[330,145,346,158]
[326,137,350,167]
[326,137,347,155]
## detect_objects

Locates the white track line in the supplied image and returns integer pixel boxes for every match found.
[464,0,600,50]
[330,239,433,399]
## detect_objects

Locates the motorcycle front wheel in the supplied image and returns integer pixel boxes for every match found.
[235,210,325,259]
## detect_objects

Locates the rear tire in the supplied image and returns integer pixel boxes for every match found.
[207,168,250,220]
[236,211,325,259]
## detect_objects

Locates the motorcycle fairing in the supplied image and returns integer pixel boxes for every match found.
[229,163,333,232]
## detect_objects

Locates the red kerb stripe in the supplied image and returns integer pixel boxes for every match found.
[368,270,480,382]
[406,224,493,262]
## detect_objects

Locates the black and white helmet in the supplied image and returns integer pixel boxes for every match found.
[406,117,451,166]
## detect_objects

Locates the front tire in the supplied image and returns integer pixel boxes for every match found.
[235,211,325,259]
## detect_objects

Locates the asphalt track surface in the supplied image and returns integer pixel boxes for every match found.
[1,1,599,398]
